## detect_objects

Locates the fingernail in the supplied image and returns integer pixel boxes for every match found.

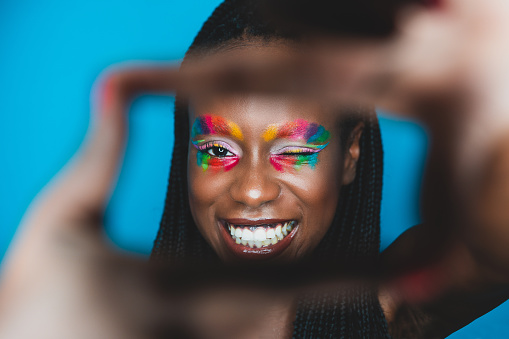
[94,74,117,117]
[102,75,116,114]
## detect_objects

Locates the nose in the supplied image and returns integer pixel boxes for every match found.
[229,160,281,208]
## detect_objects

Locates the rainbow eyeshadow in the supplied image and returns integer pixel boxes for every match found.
[263,119,331,172]
[192,140,239,172]
[191,115,244,172]
[262,119,330,144]
[191,114,244,141]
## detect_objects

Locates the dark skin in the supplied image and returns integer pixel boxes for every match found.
[3,1,509,336]
[188,95,352,264]
[186,45,361,337]
[188,92,361,338]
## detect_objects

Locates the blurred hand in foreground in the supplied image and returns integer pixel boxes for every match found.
[3,0,509,337]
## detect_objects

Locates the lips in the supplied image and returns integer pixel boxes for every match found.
[219,218,298,260]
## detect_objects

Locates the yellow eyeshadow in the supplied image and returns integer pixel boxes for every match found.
[262,124,278,142]
[227,121,244,141]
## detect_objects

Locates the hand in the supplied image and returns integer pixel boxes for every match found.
[0,66,310,339]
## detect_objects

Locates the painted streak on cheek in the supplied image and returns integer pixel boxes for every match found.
[270,153,320,172]
[195,152,240,172]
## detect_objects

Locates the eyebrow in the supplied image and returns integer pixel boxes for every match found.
[191,114,244,141]
[262,119,330,144]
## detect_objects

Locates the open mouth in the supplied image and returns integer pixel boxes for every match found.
[219,218,299,260]
[226,220,296,249]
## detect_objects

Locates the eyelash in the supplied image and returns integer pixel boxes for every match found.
[193,141,237,158]
[275,146,322,157]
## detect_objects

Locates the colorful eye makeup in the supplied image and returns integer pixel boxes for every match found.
[191,114,244,141]
[192,140,239,172]
[263,119,331,172]
[262,119,330,144]
[191,115,331,173]
[191,114,243,172]
[270,144,327,172]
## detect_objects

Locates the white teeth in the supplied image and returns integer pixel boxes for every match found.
[275,225,282,237]
[235,228,242,238]
[228,221,296,248]
[266,228,275,239]
[242,229,254,241]
[254,228,266,241]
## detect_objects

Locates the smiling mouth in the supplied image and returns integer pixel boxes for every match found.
[225,220,296,249]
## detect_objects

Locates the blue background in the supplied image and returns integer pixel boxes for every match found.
[0,1,507,337]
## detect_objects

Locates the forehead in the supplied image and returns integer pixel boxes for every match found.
[188,41,338,134]
[189,94,337,136]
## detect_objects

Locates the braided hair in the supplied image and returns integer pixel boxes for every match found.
[152,0,390,337]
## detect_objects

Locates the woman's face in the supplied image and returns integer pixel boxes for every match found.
[187,45,361,263]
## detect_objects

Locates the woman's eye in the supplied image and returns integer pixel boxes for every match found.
[281,150,315,156]
[206,146,234,157]
[279,148,318,156]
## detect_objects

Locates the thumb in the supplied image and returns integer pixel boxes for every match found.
[26,65,180,233]
[0,64,180,312]
[0,65,179,281]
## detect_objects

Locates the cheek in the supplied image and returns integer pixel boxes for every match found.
[299,160,340,216]
[188,148,245,245]
[188,147,240,210]
[188,158,230,255]
[286,149,343,250]
[188,154,231,234]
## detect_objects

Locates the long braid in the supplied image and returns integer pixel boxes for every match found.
[151,1,240,263]
[152,1,390,337]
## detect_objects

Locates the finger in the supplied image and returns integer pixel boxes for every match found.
[26,65,180,231]
[53,65,181,225]
[0,65,181,304]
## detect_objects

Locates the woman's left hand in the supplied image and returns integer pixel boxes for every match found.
[0,65,303,339]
